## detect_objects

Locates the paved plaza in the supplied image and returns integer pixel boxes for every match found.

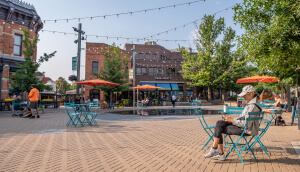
[0,106,299,172]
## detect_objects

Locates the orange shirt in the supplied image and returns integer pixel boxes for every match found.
[29,88,39,102]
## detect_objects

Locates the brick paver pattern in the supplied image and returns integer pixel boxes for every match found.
[0,107,299,172]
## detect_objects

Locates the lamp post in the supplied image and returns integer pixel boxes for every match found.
[132,45,136,108]
[73,23,85,96]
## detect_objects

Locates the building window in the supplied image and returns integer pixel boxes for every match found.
[146,53,150,59]
[14,34,22,56]
[92,61,99,74]
[139,53,143,59]
[149,68,158,75]
[167,68,176,75]
[136,67,147,75]
[157,68,163,75]
[152,54,156,60]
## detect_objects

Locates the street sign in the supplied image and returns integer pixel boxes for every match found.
[72,56,77,71]
[129,69,133,79]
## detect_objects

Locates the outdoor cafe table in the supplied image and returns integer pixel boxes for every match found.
[73,104,100,126]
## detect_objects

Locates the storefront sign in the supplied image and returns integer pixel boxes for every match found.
[155,77,170,80]
[129,69,133,79]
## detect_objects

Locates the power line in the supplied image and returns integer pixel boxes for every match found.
[43,0,205,23]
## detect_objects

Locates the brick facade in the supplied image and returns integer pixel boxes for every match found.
[123,43,197,102]
[0,0,42,100]
[85,43,131,102]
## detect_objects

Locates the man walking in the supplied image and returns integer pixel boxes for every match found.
[29,84,40,119]
[171,94,176,108]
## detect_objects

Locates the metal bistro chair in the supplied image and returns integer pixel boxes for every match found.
[65,104,82,127]
[224,112,265,165]
[197,109,216,150]
[87,107,101,126]
[246,112,273,156]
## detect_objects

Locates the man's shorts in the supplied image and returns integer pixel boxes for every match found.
[30,101,38,109]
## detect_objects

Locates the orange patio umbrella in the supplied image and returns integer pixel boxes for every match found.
[236,75,278,83]
[132,84,162,90]
[76,79,120,86]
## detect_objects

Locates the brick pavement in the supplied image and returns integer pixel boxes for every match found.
[0,106,299,172]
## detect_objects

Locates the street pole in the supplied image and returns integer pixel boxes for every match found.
[73,23,85,96]
[76,23,82,96]
[132,45,136,108]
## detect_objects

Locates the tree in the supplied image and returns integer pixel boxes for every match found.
[181,15,225,100]
[234,0,300,97]
[55,77,72,94]
[9,29,56,93]
[94,44,130,103]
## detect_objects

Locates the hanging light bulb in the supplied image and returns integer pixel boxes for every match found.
[11,21,14,24]
[22,21,24,24]
[104,16,106,19]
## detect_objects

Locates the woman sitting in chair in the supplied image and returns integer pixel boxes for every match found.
[204,85,261,161]
[142,98,149,107]
[262,95,286,114]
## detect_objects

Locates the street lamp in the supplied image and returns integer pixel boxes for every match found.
[132,45,136,108]
[73,23,85,96]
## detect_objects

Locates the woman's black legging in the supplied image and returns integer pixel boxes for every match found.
[214,120,244,144]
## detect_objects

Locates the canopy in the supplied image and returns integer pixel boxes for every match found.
[141,83,156,86]
[76,79,120,86]
[236,75,278,83]
[156,83,171,90]
[132,84,162,90]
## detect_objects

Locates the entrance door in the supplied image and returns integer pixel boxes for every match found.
[90,89,100,102]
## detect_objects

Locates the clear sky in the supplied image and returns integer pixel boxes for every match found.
[23,0,243,82]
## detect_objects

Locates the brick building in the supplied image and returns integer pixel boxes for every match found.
[0,0,43,99]
[85,43,131,102]
[124,41,198,102]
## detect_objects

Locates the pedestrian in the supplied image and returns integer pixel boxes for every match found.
[204,85,261,161]
[28,84,40,119]
[198,93,201,100]
[13,94,26,116]
[189,95,193,102]
[171,94,176,107]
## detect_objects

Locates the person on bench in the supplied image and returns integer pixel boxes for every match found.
[204,85,261,161]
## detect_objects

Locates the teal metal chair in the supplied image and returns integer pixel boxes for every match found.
[224,112,265,165]
[246,113,272,156]
[198,109,216,150]
[65,104,82,127]
[87,107,101,126]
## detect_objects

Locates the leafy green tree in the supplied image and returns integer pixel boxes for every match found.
[181,15,225,100]
[234,0,300,97]
[94,44,130,103]
[55,77,72,94]
[9,29,56,93]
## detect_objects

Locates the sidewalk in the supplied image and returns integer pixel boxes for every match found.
[0,106,299,171]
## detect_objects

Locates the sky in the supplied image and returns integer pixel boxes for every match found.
[22,0,243,82]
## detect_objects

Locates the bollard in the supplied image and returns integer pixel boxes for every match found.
[224,104,228,113]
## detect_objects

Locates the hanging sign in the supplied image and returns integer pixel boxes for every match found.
[129,69,133,79]
[72,57,77,71]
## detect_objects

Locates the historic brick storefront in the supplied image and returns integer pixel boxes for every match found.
[85,43,131,102]
[124,42,198,102]
[0,0,43,99]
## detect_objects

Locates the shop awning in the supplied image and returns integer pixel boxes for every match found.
[141,83,156,86]
[156,83,171,90]
[171,83,179,91]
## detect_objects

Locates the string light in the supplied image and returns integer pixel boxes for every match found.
[142,4,237,39]
[42,0,204,23]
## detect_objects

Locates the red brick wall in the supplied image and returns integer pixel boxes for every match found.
[0,19,38,61]
[85,43,131,102]
[0,19,39,100]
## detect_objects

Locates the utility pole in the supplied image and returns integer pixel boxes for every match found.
[132,45,136,108]
[73,23,85,96]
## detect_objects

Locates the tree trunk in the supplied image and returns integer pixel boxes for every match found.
[207,86,211,101]
[222,89,226,101]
